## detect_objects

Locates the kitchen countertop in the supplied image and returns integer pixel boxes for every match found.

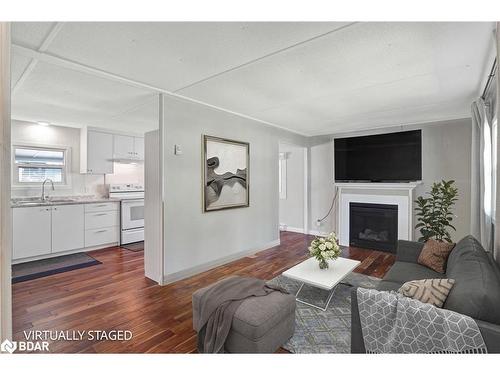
[11,196,121,208]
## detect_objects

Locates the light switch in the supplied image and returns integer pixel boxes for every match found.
[174,144,183,155]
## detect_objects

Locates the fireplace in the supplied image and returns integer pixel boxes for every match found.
[349,202,398,252]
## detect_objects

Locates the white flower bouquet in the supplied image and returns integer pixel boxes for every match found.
[308,232,341,269]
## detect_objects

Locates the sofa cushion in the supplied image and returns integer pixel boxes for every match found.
[398,278,455,308]
[377,280,403,291]
[383,261,445,284]
[444,236,500,325]
[417,239,455,273]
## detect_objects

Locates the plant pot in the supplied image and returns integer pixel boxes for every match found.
[319,259,329,269]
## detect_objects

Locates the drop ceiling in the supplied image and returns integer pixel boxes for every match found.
[11,22,495,135]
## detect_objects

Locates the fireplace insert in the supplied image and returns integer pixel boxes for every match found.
[349,202,398,252]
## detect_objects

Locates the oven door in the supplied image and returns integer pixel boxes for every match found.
[121,199,144,230]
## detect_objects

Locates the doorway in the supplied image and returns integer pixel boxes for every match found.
[278,142,308,234]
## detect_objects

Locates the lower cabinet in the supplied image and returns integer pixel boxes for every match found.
[12,206,52,260]
[85,227,119,247]
[52,204,85,253]
[13,202,120,261]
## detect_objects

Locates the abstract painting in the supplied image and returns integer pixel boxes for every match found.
[202,135,249,212]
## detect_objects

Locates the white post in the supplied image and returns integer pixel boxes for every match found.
[495,24,500,266]
[0,22,12,342]
[158,93,166,285]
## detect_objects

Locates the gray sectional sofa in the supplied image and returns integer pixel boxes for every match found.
[351,235,500,353]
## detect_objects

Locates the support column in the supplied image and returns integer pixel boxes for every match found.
[495,24,500,266]
[0,22,12,341]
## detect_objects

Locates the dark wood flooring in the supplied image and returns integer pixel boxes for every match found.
[12,231,395,353]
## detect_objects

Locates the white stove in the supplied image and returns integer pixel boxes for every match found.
[109,184,144,245]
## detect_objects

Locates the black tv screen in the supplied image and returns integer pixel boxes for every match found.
[334,130,422,182]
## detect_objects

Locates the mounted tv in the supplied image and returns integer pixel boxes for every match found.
[334,130,422,182]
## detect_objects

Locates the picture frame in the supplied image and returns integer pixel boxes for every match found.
[202,135,250,212]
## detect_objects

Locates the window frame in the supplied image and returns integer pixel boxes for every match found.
[11,143,72,189]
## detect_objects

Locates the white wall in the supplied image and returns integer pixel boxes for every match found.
[279,142,305,231]
[0,22,12,341]
[415,119,472,242]
[160,96,306,281]
[11,120,144,197]
[308,136,334,235]
[309,118,472,242]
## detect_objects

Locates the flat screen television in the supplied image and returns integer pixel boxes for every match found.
[334,130,422,182]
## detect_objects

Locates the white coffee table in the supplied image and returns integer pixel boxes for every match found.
[282,257,361,311]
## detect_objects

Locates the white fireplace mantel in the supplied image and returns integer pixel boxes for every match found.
[335,182,421,190]
[336,181,422,247]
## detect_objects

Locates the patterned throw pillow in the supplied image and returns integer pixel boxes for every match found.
[398,278,455,308]
[417,239,455,273]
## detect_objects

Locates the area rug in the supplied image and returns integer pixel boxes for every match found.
[121,241,144,252]
[267,272,381,353]
[12,253,102,283]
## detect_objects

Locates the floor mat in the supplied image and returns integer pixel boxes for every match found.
[267,272,381,353]
[12,253,102,283]
[121,241,144,252]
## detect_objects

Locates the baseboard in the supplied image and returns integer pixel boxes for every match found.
[283,226,307,234]
[162,238,281,285]
[308,229,329,237]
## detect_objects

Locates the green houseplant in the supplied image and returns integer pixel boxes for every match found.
[415,180,458,243]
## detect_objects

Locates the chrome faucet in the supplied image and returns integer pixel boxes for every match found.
[41,178,55,201]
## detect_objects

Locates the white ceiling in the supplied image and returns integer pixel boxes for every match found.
[10,22,495,135]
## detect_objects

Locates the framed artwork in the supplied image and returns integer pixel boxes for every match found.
[202,135,249,212]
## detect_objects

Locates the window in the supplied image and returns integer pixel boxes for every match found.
[13,146,67,185]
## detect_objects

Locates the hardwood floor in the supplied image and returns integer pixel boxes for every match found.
[12,231,395,353]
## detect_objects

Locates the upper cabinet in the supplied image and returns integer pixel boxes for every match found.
[113,134,135,160]
[113,134,144,161]
[80,128,114,174]
[134,136,144,160]
[80,127,144,174]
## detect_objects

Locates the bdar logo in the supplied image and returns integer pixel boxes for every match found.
[1,339,17,353]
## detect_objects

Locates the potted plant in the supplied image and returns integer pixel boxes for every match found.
[415,180,458,242]
[308,232,342,269]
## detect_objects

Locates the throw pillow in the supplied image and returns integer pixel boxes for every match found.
[418,239,455,273]
[398,278,455,308]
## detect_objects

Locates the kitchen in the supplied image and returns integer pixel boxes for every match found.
[10,119,146,281]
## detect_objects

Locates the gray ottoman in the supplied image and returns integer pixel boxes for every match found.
[192,276,296,353]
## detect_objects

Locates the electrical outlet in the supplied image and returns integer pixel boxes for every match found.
[316,219,322,227]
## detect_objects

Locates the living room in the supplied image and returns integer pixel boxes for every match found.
[1,1,500,373]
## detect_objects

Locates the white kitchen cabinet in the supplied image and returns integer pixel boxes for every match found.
[80,128,114,174]
[84,202,119,247]
[134,136,144,160]
[13,206,52,260]
[113,134,135,159]
[85,211,119,230]
[85,227,119,248]
[52,204,85,253]
[113,134,144,161]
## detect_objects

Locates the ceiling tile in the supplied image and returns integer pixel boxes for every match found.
[10,22,494,136]
[12,61,155,133]
[11,22,57,49]
[42,22,346,91]
[178,22,493,134]
[11,53,32,88]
